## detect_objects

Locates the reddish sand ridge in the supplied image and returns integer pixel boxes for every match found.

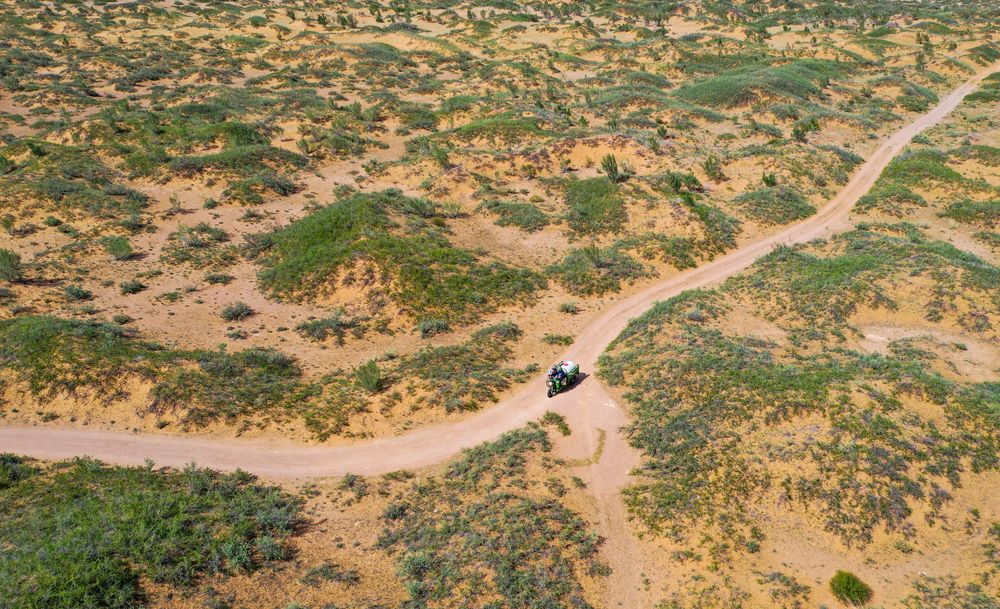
[2,65,997,607]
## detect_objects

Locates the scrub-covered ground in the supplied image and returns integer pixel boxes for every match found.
[2,0,997,442]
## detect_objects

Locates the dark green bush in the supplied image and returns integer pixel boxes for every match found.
[0,249,23,282]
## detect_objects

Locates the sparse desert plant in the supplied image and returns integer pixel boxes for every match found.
[702,154,725,181]
[600,154,633,183]
[559,302,580,314]
[120,279,146,295]
[221,302,254,321]
[0,249,23,282]
[354,360,383,393]
[418,318,450,338]
[64,285,92,301]
[830,570,873,605]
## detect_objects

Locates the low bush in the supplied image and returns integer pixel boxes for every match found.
[102,236,134,261]
[220,302,254,321]
[549,243,648,296]
[830,570,873,605]
[479,200,549,232]
[731,185,814,225]
[354,360,383,393]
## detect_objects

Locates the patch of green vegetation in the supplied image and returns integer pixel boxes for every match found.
[563,177,626,236]
[549,243,649,297]
[600,226,1000,555]
[940,199,999,227]
[402,322,534,412]
[675,59,842,108]
[731,185,815,225]
[830,571,873,605]
[256,190,544,324]
[295,311,367,345]
[161,223,236,268]
[479,199,550,232]
[378,426,607,607]
[0,457,301,609]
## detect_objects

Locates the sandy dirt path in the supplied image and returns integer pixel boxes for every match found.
[2,65,996,608]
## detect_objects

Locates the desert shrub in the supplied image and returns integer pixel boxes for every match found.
[0,249,23,282]
[63,284,92,301]
[204,273,235,285]
[220,302,254,321]
[563,177,626,236]
[120,279,146,295]
[600,154,633,183]
[830,571,873,605]
[549,243,648,296]
[939,199,999,227]
[857,182,927,216]
[0,454,37,490]
[559,302,580,314]
[101,235,134,261]
[478,200,549,232]
[0,459,301,609]
[402,322,532,412]
[295,312,366,344]
[702,154,724,181]
[354,360,383,393]
[731,185,814,224]
[418,318,450,338]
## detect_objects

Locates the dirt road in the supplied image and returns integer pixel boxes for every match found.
[2,66,996,607]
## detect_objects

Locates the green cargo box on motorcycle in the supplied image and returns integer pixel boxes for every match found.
[546,360,579,398]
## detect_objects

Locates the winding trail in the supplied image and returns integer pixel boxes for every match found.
[2,66,996,607]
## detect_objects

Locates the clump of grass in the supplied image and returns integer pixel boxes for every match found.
[939,199,998,227]
[63,285,92,301]
[559,302,580,315]
[295,311,366,345]
[830,570,873,605]
[543,333,574,346]
[731,185,814,225]
[300,561,360,587]
[220,302,254,321]
[549,243,649,296]
[101,236,134,261]
[540,411,571,436]
[119,279,146,295]
[402,322,532,412]
[0,249,23,282]
[354,360,383,393]
[478,200,549,232]
[0,458,302,608]
[564,177,626,236]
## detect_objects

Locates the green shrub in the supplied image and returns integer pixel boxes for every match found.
[63,285,92,301]
[559,302,580,314]
[0,249,23,282]
[354,360,383,393]
[830,570,873,605]
[119,279,146,295]
[220,302,254,321]
[563,177,626,236]
[731,186,815,225]
[296,312,366,345]
[102,236,134,261]
[479,200,549,232]
[600,154,633,183]
[549,243,648,296]
[418,318,450,338]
